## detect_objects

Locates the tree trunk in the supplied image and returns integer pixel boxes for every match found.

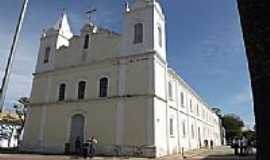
[237,1,270,160]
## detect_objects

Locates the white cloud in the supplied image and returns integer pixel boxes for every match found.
[231,87,253,106]
[0,31,35,109]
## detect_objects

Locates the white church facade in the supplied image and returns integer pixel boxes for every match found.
[21,0,223,157]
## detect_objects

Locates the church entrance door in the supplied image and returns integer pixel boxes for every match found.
[69,114,85,153]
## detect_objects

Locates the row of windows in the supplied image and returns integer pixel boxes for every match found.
[168,81,214,122]
[58,77,109,101]
[169,118,214,141]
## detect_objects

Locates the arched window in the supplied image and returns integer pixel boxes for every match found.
[134,23,143,44]
[44,47,51,63]
[158,26,162,47]
[83,34,90,49]
[168,82,173,100]
[59,83,66,101]
[99,77,108,97]
[78,81,86,99]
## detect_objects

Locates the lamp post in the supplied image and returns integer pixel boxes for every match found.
[0,0,29,112]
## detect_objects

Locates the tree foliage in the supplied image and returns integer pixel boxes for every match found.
[243,130,256,141]
[211,107,223,118]
[13,97,30,138]
[222,114,244,140]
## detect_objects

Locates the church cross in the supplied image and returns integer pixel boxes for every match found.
[86,8,97,22]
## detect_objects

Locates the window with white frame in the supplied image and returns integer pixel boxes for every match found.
[182,120,186,137]
[191,124,195,139]
[58,83,66,101]
[44,47,51,63]
[78,81,86,99]
[169,118,174,136]
[158,26,162,47]
[134,23,143,44]
[99,77,109,97]
[168,82,173,100]
[190,99,193,112]
[180,92,184,107]
[197,104,200,116]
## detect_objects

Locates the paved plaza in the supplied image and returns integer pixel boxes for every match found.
[0,146,256,160]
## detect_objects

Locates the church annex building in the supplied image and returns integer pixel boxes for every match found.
[21,0,223,157]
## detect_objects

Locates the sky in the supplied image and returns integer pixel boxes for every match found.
[0,0,254,128]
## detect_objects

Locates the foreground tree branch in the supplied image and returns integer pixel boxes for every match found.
[237,1,270,159]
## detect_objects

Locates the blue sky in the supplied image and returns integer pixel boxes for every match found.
[0,0,254,127]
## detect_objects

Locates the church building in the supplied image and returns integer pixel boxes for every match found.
[21,0,223,157]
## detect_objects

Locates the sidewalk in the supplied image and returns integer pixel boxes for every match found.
[0,146,256,160]
[183,146,256,160]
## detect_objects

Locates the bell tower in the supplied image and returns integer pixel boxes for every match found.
[35,12,73,73]
[121,0,166,61]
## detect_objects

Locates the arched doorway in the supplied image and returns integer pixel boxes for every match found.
[69,114,85,152]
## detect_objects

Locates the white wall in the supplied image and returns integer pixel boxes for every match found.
[153,68,223,156]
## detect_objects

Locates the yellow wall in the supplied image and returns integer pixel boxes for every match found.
[123,97,149,146]
[23,107,42,145]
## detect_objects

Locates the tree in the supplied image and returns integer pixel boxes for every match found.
[222,114,244,141]
[211,107,223,118]
[243,130,256,141]
[13,97,29,140]
[237,1,270,159]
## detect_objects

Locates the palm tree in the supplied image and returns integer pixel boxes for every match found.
[237,1,270,159]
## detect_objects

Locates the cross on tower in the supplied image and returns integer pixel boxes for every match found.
[86,7,97,22]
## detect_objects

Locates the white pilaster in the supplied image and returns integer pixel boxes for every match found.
[38,105,47,148]
[116,62,126,145]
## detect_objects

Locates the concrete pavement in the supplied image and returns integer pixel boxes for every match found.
[0,146,256,160]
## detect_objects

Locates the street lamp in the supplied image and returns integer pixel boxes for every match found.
[0,0,29,112]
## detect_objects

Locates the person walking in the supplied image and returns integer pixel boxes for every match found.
[242,137,248,156]
[240,137,248,156]
[75,136,82,156]
[89,136,98,158]
[237,138,241,155]
[246,139,253,155]
[232,138,239,155]
[210,140,214,150]
[83,139,91,159]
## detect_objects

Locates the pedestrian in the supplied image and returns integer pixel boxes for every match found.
[242,137,248,156]
[75,136,82,155]
[83,139,90,159]
[237,138,241,155]
[210,140,214,150]
[246,139,253,155]
[89,136,98,158]
[240,137,247,156]
[232,138,238,155]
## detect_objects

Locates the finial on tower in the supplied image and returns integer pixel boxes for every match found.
[41,29,46,37]
[124,0,130,12]
[86,7,97,24]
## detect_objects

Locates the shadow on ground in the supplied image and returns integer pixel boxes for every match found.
[200,154,256,160]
